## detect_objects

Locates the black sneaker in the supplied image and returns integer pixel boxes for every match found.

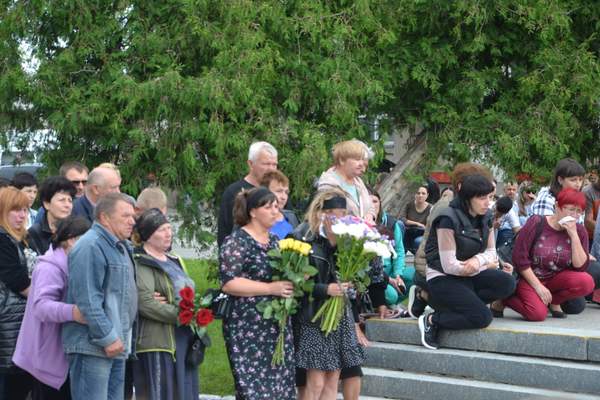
[408,285,427,319]
[418,313,439,350]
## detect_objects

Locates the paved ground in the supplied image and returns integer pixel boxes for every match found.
[490,301,600,335]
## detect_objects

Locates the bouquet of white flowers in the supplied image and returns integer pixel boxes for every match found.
[311,215,393,335]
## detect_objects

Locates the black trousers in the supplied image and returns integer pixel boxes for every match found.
[428,269,516,330]
[2,368,34,400]
[561,260,600,314]
[31,378,71,400]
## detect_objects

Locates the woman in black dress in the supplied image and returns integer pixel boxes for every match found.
[219,187,296,400]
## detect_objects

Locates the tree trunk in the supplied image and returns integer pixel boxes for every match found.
[377,135,429,218]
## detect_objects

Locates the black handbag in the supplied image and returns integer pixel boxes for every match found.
[185,333,211,367]
[206,289,234,319]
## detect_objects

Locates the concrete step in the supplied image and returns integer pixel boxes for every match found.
[365,309,600,361]
[365,342,600,395]
[361,367,600,400]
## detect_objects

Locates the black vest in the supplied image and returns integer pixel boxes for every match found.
[425,205,492,274]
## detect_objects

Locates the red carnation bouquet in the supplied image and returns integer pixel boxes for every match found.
[178,286,215,338]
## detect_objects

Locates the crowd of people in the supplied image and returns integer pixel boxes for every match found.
[0,138,598,400]
[0,162,199,400]
[216,141,600,399]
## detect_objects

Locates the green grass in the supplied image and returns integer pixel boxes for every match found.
[185,259,235,396]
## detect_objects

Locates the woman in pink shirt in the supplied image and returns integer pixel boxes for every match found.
[13,216,90,399]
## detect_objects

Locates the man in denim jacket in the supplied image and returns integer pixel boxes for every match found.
[63,193,137,400]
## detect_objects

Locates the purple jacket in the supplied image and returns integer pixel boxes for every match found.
[12,246,75,389]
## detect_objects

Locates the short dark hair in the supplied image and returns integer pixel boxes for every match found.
[39,176,76,205]
[59,161,88,177]
[0,177,12,188]
[12,172,37,189]
[495,196,514,215]
[51,215,92,249]
[94,193,135,221]
[233,187,276,226]
[457,174,495,213]
[549,158,585,197]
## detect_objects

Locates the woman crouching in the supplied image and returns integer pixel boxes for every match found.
[419,175,516,350]
[498,188,594,321]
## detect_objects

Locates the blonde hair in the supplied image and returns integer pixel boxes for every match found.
[0,187,30,241]
[136,187,168,212]
[304,188,347,234]
[332,140,369,165]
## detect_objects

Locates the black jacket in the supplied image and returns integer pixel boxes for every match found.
[0,229,28,372]
[28,213,53,256]
[292,223,338,323]
[425,198,493,274]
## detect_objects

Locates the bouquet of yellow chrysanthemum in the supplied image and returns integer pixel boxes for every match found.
[257,238,318,366]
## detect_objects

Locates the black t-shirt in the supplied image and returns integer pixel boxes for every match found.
[217,179,255,246]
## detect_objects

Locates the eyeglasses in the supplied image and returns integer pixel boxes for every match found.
[562,206,583,215]
[71,180,87,185]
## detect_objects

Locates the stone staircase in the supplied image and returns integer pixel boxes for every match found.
[361,307,600,399]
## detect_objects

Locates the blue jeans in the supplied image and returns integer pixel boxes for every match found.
[69,354,125,400]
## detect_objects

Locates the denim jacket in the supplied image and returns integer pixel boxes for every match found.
[62,222,137,359]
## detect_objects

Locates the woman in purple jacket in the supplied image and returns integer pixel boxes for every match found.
[13,216,90,399]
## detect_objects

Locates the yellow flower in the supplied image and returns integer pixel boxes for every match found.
[299,243,312,256]
[292,240,303,253]
[279,238,292,251]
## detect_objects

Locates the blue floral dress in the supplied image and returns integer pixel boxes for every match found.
[219,229,295,400]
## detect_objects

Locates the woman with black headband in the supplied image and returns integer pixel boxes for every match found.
[293,189,366,400]
[219,187,296,399]
[131,208,199,400]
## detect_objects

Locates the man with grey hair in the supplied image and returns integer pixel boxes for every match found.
[63,192,137,400]
[217,141,278,246]
[72,165,122,223]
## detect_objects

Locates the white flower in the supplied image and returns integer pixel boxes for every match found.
[363,241,392,258]
[332,220,368,239]
[331,222,350,236]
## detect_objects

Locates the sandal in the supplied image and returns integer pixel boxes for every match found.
[550,308,567,319]
[490,301,504,318]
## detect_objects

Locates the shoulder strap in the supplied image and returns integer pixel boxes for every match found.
[528,215,545,255]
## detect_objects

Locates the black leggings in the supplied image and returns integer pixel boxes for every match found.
[428,269,516,330]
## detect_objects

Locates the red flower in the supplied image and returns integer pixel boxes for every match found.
[196,308,214,327]
[178,309,194,325]
[179,299,194,311]
[180,287,195,302]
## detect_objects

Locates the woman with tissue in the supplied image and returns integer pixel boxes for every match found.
[498,188,594,321]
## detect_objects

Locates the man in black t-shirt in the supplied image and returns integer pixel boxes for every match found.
[217,141,278,246]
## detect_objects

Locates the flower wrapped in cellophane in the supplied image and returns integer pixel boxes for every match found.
[257,238,318,365]
[311,215,394,335]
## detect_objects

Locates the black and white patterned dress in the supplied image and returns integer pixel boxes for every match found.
[219,229,295,400]
[294,303,365,371]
